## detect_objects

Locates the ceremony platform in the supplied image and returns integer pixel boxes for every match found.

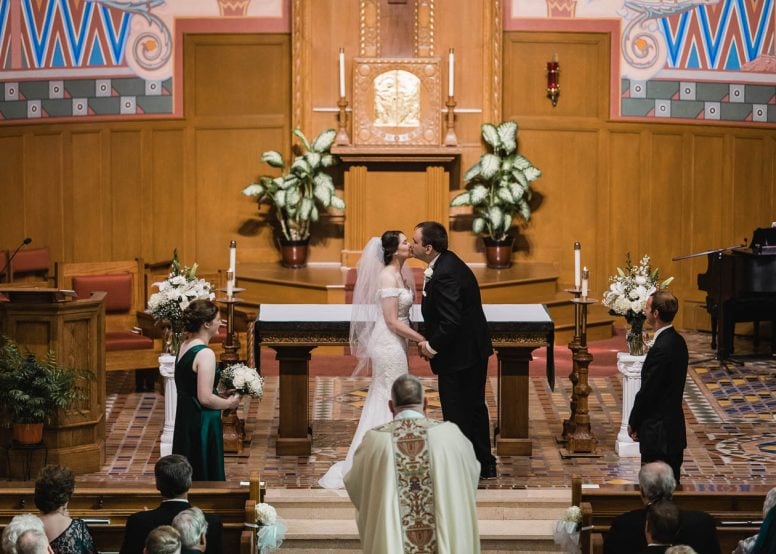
[5,329,771,552]
[237,261,614,343]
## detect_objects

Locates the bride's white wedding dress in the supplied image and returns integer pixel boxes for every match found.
[318,286,413,489]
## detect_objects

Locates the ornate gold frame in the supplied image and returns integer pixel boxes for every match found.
[351,58,442,146]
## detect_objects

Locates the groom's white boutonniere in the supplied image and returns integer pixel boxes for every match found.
[422,267,433,297]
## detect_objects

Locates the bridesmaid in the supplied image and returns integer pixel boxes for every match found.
[172,299,241,481]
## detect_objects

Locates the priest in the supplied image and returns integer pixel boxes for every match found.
[344,374,481,554]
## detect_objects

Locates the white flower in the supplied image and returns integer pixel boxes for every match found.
[635,275,646,285]
[232,373,247,388]
[563,505,582,524]
[256,503,277,525]
[423,267,433,280]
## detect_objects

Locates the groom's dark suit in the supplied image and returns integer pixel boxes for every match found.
[628,326,689,483]
[421,249,495,467]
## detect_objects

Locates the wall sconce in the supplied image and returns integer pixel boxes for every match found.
[546,53,560,107]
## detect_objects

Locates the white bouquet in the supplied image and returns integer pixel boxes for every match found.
[219,363,264,399]
[147,250,215,353]
[602,253,673,324]
[253,502,286,553]
[553,505,582,553]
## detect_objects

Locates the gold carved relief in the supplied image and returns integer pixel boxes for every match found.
[352,58,441,146]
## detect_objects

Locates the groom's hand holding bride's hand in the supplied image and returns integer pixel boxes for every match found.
[418,340,435,360]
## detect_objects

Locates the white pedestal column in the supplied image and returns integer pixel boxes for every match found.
[616,352,645,458]
[159,353,177,457]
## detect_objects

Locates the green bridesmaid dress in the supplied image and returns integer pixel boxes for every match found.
[172,344,226,481]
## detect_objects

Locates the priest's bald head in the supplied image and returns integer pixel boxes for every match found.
[389,375,428,416]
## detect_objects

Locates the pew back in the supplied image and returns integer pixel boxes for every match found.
[573,478,767,554]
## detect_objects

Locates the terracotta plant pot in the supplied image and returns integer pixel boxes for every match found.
[13,422,44,445]
[483,236,515,269]
[278,237,310,268]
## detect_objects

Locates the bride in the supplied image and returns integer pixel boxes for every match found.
[319,231,426,489]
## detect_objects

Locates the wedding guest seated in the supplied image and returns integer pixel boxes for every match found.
[34,465,97,553]
[734,486,776,554]
[643,500,681,553]
[120,455,222,554]
[143,526,180,554]
[604,461,720,554]
[15,529,53,554]
[2,515,46,554]
[171,508,207,553]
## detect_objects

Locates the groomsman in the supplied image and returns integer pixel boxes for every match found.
[412,221,497,479]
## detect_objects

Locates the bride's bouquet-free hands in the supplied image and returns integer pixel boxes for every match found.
[218,363,264,400]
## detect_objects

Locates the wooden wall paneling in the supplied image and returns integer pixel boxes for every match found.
[0,136,24,246]
[607,131,644,277]
[646,132,685,294]
[149,129,186,263]
[69,132,104,261]
[503,32,609,120]
[108,131,144,260]
[25,133,64,262]
[732,136,770,237]
[518,129,600,287]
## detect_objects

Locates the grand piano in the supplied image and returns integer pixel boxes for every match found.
[692,227,776,360]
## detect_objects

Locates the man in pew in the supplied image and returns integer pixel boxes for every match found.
[2,514,52,554]
[604,462,720,554]
[643,499,681,553]
[344,374,481,554]
[15,528,54,554]
[172,508,208,553]
[120,455,222,554]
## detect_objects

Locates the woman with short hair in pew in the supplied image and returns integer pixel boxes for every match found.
[34,465,97,554]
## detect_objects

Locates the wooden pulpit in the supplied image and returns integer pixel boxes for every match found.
[0,288,107,475]
[257,304,553,456]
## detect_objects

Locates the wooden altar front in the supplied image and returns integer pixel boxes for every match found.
[256,304,553,456]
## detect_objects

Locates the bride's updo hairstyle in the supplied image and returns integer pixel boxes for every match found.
[380,230,402,265]
[183,299,218,333]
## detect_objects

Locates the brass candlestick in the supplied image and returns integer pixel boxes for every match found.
[562,296,599,456]
[558,287,582,443]
[335,97,350,146]
[443,96,458,146]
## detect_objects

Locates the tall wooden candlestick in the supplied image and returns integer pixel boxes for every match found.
[444,96,458,146]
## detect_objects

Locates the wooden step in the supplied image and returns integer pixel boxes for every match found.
[264,488,569,553]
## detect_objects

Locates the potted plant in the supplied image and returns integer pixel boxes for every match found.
[0,337,94,444]
[242,128,345,268]
[450,121,542,268]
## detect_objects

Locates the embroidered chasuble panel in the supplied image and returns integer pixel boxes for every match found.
[380,418,440,553]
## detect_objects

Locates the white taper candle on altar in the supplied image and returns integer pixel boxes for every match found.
[448,48,455,97]
[226,270,234,299]
[581,267,589,299]
[229,240,237,280]
[338,48,346,98]
[574,241,581,290]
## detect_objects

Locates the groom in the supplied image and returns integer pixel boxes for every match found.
[412,221,497,479]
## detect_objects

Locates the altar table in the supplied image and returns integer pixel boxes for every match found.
[256,304,554,456]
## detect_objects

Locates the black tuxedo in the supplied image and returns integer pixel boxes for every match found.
[119,500,223,554]
[628,326,688,482]
[604,507,721,554]
[421,250,495,466]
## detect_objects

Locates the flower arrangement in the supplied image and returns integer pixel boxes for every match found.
[253,502,286,553]
[553,505,582,553]
[602,253,674,355]
[218,363,264,399]
[147,250,215,355]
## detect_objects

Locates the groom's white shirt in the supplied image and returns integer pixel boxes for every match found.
[344,409,481,554]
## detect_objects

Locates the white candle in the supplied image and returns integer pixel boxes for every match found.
[226,273,234,300]
[448,48,455,97]
[574,241,581,290]
[229,240,237,280]
[581,267,589,298]
[338,48,345,98]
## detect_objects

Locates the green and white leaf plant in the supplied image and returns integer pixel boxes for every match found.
[242,128,345,242]
[450,121,542,241]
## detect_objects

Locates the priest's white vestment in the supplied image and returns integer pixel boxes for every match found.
[344,410,481,554]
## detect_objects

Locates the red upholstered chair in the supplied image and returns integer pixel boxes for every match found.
[56,259,161,373]
[8,247,52,285]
